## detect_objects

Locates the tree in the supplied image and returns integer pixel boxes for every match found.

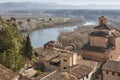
[26,18,31,22]
[0,49,25,72]
[22,34,35,67]
[49,18,52,21]
[23,35,33,60]
[0,16,25,72]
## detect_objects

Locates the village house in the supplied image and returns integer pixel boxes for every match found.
[0,64,31,80]
[81,16,120,62]
[34,70,66,80]
[102,61,120,80]
[34,64,94,80]
[0,64,19,80]
[35,16,120,80]
[61,65,94,80]
[37,47,78,71]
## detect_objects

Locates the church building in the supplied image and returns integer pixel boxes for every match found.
[81,16,120,61]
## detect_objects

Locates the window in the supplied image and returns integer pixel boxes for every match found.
[49,61,61,67]
[112,72,115,75]
[86,75,88,78]
[106,71,108,74]
[63,59,67,62]
[64,67,67,69]
[118,73,120,76]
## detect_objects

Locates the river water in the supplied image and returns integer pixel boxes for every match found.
[29,21,96,48]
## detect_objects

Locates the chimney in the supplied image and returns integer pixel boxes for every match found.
[99,16,108,25]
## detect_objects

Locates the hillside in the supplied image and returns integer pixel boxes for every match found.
[1,2,120,12]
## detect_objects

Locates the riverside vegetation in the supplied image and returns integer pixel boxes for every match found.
[5,16,86,32]
[58,25,94,52]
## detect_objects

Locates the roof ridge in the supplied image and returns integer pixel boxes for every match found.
[111,26,120,32]
[104,24,112,30]
[94,24,113,30]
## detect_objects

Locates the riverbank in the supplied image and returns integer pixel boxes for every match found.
[25,21,96,48]
[27,25,78,48]
[18,17,85,32]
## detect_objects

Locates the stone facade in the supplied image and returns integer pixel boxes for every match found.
[102,61,120,80]
[61,51,77,70]
[99,16,108,25]
[81,16,120,62]
[102,71,120,80]
[38,47,78,72]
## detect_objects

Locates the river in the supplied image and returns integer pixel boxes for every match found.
[29,21,96,48]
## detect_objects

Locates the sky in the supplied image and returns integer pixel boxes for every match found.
[1,0,120,5]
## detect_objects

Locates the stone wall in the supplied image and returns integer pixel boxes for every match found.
[99,16,108,25]
[60,55,73,70]
[81,50,109,61]
[102,71,120,80]
[90,36,107,48]
[60,53,77,70]
[108,37,115,46]
[44,61,60,71]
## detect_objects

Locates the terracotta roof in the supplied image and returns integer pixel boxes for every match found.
[93,24,120,38]
[70,65,93,79]
[50,56,60,62]
[34,70,66,80]
[102,61,120,73]
[94,24,113,30]
[111,31,120,38]
[34,47,43,54]
[0,64,19,80]
[43,49,60,61]
[71,77,76,80]
[82,43,113,53]
[90,31,109,37]
[19,75,31,80]
[78,59,98,69]
[34,71,52,80]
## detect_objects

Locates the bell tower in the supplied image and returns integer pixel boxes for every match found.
[99,16,108,25]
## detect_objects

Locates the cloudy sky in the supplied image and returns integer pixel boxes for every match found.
[0,0,120,5]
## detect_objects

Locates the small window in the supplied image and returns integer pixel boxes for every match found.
[86,75,88,78]
[64,67,67,69]
[118,73,120,76]
[63,59,67,62]
[106,71,108,74]
[112,72,115,75]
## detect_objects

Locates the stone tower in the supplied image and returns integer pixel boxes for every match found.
[99,16,108,25]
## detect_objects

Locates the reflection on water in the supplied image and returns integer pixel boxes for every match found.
[29,26,77,48]
[29,21,96,48]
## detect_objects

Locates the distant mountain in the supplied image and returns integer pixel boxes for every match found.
[0,2,76,11]
[0,2,120,12]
